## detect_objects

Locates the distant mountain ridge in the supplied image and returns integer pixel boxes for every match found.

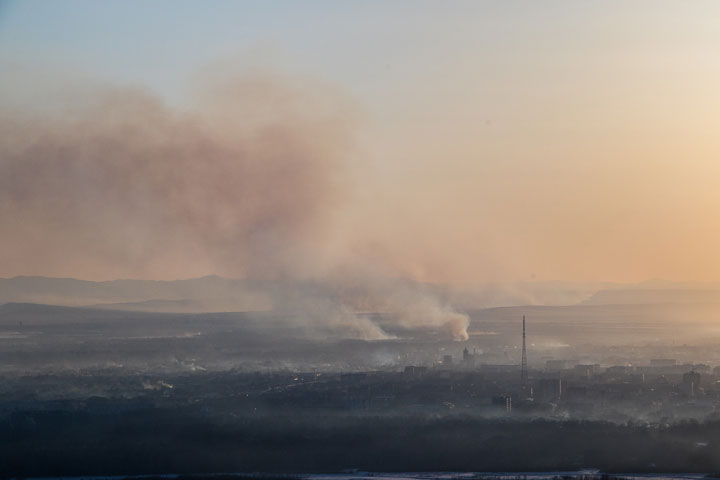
[583,288,720,305]
[0,275,600,311]
[0,275,270,312]
[4,275,720,314]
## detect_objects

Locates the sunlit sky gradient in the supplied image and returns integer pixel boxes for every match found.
[2,1,720,284]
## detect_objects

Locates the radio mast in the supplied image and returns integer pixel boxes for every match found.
[521,315,528,388]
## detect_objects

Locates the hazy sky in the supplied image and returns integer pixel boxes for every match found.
[2,1,720,284]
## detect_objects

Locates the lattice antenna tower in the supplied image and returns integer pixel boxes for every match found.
[521,315,528,387]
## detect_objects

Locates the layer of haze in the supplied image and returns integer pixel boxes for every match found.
[3,0,720,287]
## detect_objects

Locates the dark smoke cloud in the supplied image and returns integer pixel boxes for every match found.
[0,75,469,341]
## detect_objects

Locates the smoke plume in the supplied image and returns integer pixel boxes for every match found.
[0,74,469,341]
[0,77,350,279]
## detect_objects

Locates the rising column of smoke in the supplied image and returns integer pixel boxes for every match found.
[0,74,469,341]
[292,271,471,341]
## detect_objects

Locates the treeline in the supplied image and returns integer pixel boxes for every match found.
[2,409,720,476]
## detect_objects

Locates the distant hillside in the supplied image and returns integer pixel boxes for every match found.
[583,288,720,305]
[7,275,720,316]
[87,298,270,313]
[0,275,607,313]
[0,275,270,311]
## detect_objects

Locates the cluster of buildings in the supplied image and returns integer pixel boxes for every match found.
[391,317,720,421]
[4,316,720,424]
